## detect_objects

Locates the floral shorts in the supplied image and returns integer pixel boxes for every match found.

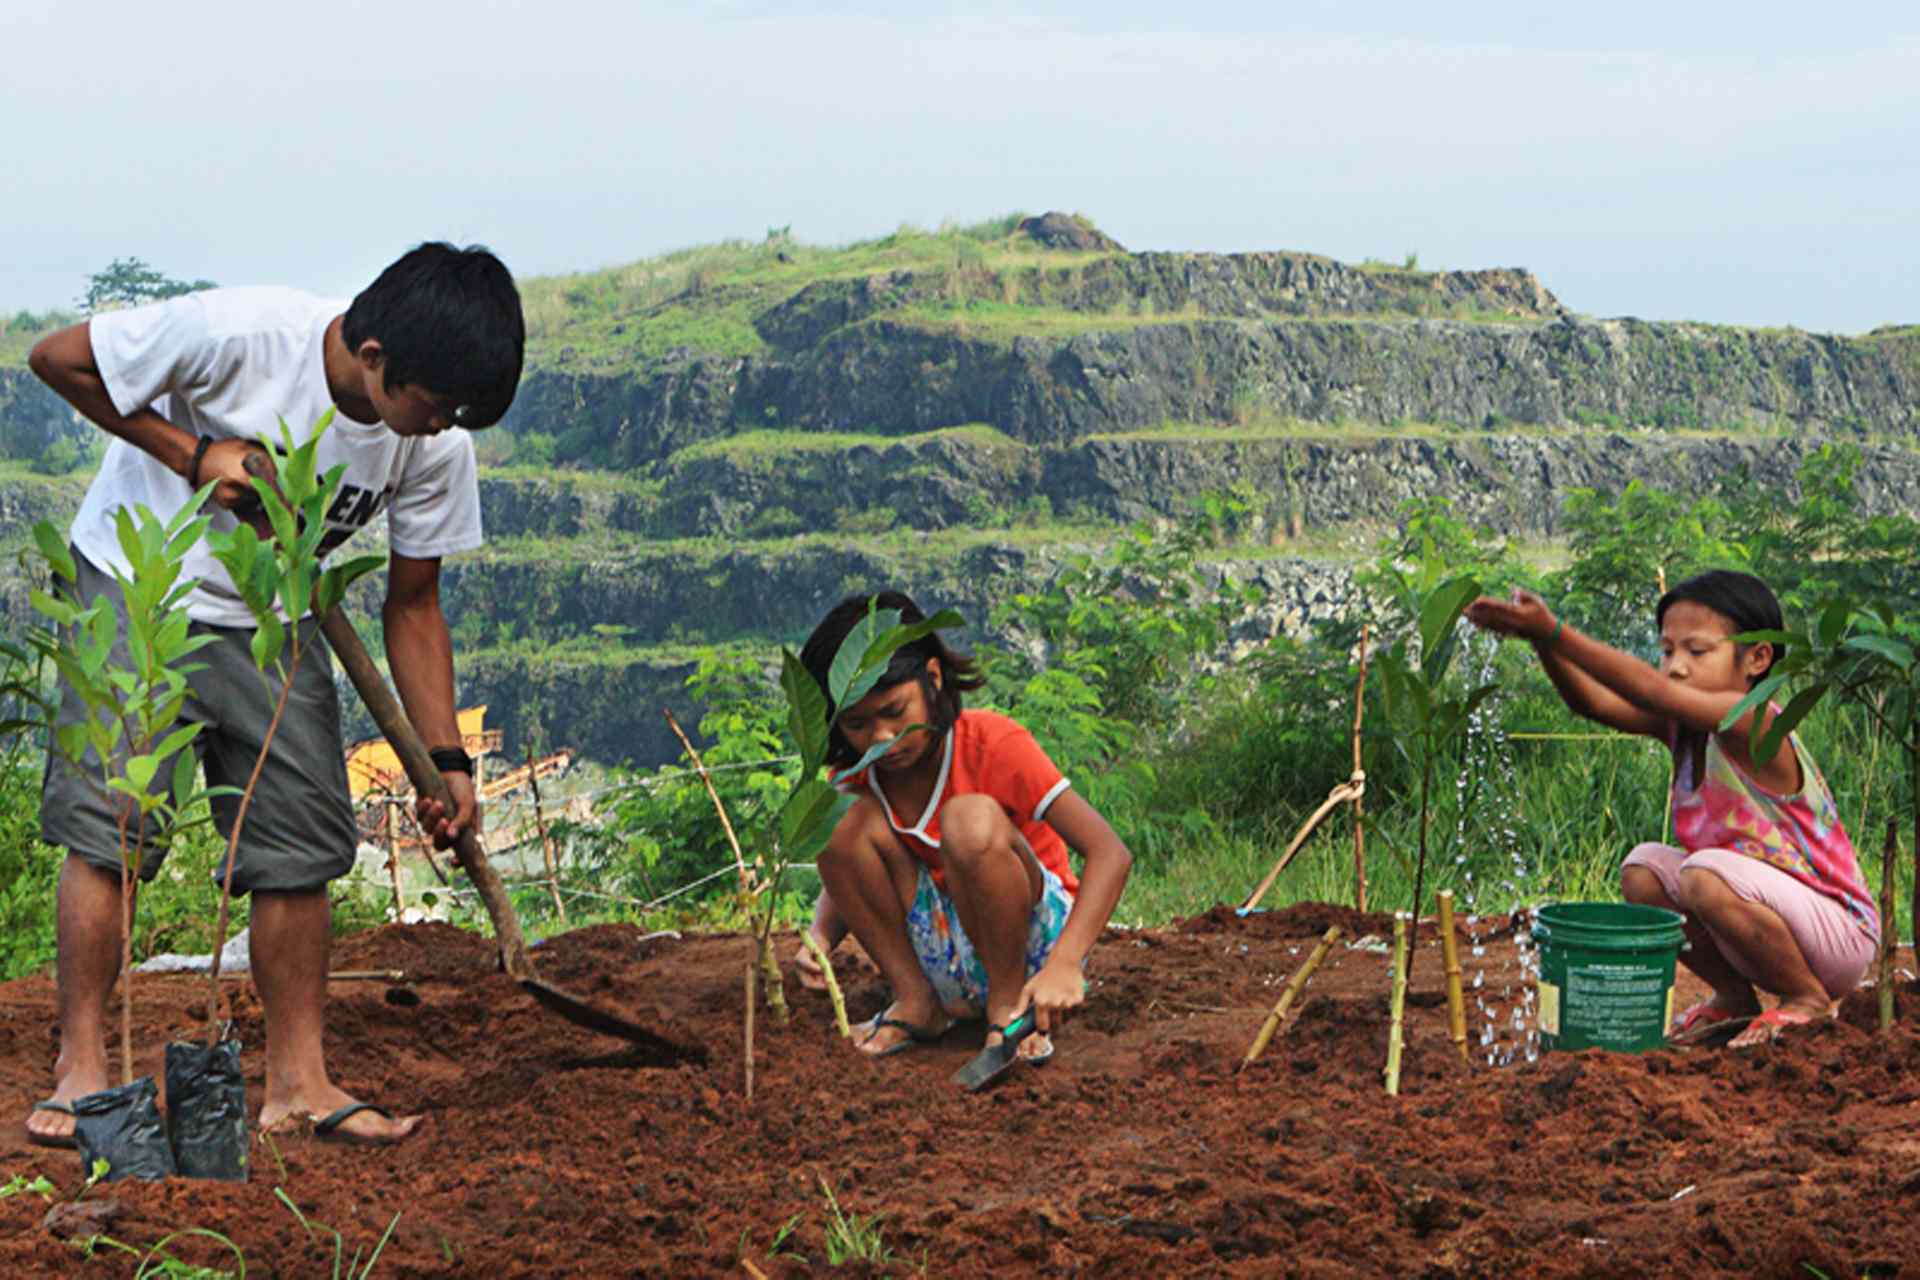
[905,863,1074,1012]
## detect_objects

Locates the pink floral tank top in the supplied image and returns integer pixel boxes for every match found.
[1670,726,1878,941]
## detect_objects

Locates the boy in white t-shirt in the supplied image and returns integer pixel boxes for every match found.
[24,243,523,1149]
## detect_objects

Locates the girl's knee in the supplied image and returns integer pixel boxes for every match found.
[938,795,1008,862]
[1674,865,1731,913]
[1621,864,1666,906]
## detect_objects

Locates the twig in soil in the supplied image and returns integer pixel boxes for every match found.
[527,741,567,924]
[1240,925,1341,1070]
[744,959,756,1103]
[1351,625,1371,913]
[1437,890,1468,1062]
[1385,914,1408,1096]
[662,707,759,898]
[1241,775,1366,912]
[799,929,851,1038]
[741,1261,770,1280]
[1881,817,1898,1033]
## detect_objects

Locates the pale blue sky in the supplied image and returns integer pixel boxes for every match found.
[6,1,1915,332]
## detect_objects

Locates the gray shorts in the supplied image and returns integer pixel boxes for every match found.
[41,549,358,895]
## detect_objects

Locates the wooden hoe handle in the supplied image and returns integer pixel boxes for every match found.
[318,606,533,978]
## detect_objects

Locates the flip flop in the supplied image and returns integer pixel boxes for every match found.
[25,1099,77,1150]
[857,1011,951,1058]
[309,1102,416,1146]
[1731,1007,1820,1049]
[1668,1000,1756,1048]
[1018,1031,1055,1066]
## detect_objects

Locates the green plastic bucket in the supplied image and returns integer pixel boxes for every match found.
[1532,902,1686,1052]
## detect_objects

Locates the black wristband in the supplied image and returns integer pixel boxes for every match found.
[187,435,214,489]
[429,746,474,776]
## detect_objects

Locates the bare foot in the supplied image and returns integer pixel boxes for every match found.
[259,1086,422,1145]
[985,1008,1054,1063]
[25,1053,109,1147]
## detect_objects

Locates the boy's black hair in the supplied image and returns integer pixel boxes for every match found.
[800,591,984,769]
[1655,569,1785,681]
[341,242,524,428]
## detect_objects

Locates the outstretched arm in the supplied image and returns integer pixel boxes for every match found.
[1467,590,1759,739]
[1467,591,1667,738]
[1019,790,1132,1032]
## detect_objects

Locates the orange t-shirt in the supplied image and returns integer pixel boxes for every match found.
[841,708,1077,895]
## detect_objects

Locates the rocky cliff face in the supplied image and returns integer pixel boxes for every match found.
[508,315,1920,469]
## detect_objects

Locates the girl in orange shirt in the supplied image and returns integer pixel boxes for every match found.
[799,591,1133,1064]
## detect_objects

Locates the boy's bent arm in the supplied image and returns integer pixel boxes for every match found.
[383,552,479,842]
[29,323,197,478]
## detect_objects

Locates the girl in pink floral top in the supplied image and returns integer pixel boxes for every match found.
[1468,570,1879,1049]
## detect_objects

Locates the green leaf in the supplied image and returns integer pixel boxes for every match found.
[1418,575,1480,683]
[1751,683,1825,765]
[829,724,932,785]
[827,605,903,707]
[1816,600,1853,650]
[154,724,200,762]
[122,753,161,794]
[1841,633,1915,672]
[779,776,841,853]
[1718,669,1790,733]
[780,649,830,770]
[250,614,286,673]
[31,521,75,582]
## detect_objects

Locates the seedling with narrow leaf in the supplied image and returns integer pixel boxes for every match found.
[1373,558,1498,980]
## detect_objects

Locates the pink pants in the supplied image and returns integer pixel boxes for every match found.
[1621,843,1876,1001]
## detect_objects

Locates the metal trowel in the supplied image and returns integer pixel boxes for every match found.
[951,1012,1038,1092]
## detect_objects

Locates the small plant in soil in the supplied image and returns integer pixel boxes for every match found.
[754,599,963,1032]
[1372,559,1497,976]
[29,498,231,1179]
[1725,594,1920,1023]
[820,1174,897,1268]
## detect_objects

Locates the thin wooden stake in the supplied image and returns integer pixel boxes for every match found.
[799,928,852,1038]
[1385,914,1409,1096]
[1881,817,1898,1033]
[744,958,756,1103]
[663,707,757,897]
[527,742,567,924]
[1242,777,1365,912]
[1351,626,1371,914]
[1240,925,1342,1069]
[1437,890,1468,1061]
[385,798,406,922]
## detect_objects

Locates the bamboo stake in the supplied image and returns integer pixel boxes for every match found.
[1240,925,1342,1069]
[1385,914,1409,1096]
[744,958,756,1103]
[1241,777,1366,912]
[1351,626,1371,914]
[799,928,852,1038]
[662,708,758,897]
[758,931,789,1024]
[527,743,567,925]
[1881,817,1898,1033]
[1437,890,1468,1061]
[385,799,406,922]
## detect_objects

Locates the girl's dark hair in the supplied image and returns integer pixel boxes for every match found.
[342,242,525,428]
[800,591,984,768]
[1655,569,1785,681]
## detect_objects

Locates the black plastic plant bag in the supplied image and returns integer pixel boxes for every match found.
[165,1040,248,1181]
[72,1076,176,1182]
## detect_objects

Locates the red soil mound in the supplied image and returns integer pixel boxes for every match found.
[1,910,1914,1276]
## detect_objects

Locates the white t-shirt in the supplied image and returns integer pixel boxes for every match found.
[72,287,483,627]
